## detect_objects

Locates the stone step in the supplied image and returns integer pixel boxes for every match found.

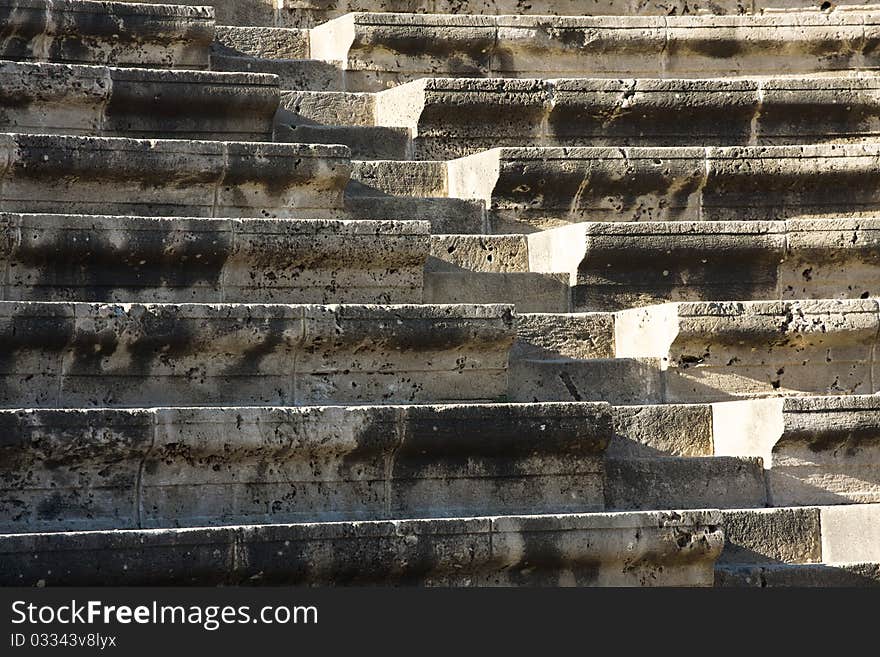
[343,196,486,233]
[276,124,411,160]
[0,402,609,532]
[528,219,880,311]
[0,133,350,218]
[0,62,279,140]
[716,503,880,585]
[309,10,880,91]
[0,214,429,303]
[0,0,214,68]
[117,0,880,29]
[716,561,880,586]
[611,394,880,506]
[604,456,768,510]
[615,299,880,402]
[371,77,880,159]
[445,145,880,232]
[509,357,665,405]
[350,160,448,197]
[720,504,880,565]
[0,510,723,586]
[210,52,344,90]
[713,395,880,505]
[426,235,569,312]
[0,301,514,407]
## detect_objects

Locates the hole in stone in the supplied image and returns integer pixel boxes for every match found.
[820,1,831,9]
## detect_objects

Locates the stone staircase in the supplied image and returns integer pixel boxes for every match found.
[0,0,877,587]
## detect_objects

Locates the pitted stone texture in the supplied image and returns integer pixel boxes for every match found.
[119,0,878,29]
[423,272,570,313]
[0,510,724,586]
[0,133,350,218]
[350,160,447,197]
[0,62,279,141]
[512,313,615,360]
[0,301,515,408]
[310,11,880,91]
[214,26,309,59]
[373,77,880,159]
[0,0,214,68]
[610,404,715,458]
[343,196,487,234]
[615,299,880,402]
[528,219,880,310]
[604,456,767,510]
[719,507,823,565]
[714,396,880,505]
[0,402,610,532]
[509,357,664,405]
[447,145,880,232]
[0,214,429,304]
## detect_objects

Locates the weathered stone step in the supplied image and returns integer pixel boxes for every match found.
[615,299,880,402]
[0,301,514,407]
[0,0,214,68]
[210,52,344,90]
[714,396,880,505]
[612,395,880,505]
[0,214,428,303]
[343,196,486,233]
[276,124,411,160]
[720,504,880,566]
[528,219,880,311]
[117,0,880,29]
[509,301,880,404]
[0,62,279,140]
[0,134,350,218]
[425,235,569,312]
[0,510,723,586]
[310,11,880,91]
[717,503,880,584]
[604,456,767,510]
[0,402,609,532]
[446,145,880,232]
[367,77,880,159]
[716,561,880,586]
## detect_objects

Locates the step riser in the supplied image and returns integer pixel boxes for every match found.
[0,0,214,69]
[616,300,880,402]
[0,511,723,586]
[375,78,880,159]
[0,134,350,218]
[714,397,880,506]
[0,215,428,304]
[311,13,880,91]
[528,220,880,311]
[0,63,279,141]
[716,562,880,587]
[1,403,608,532]
[138,0,877,29]
[0,302,514,407]
[448,146,880,232]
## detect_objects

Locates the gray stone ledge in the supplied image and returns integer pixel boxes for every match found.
[0,401,610,532]
[0,301,515,407]
[0,133,351,217]
[0,213,429,303]
[615,299,880,401]
[0,0,215,69]
[310,10,880,90]
[446,145,880,231]
[0,509,723,586]
[0,61,280,141]
[527,218,880,310]
[369,76,880,159]
[713,396,880,504]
